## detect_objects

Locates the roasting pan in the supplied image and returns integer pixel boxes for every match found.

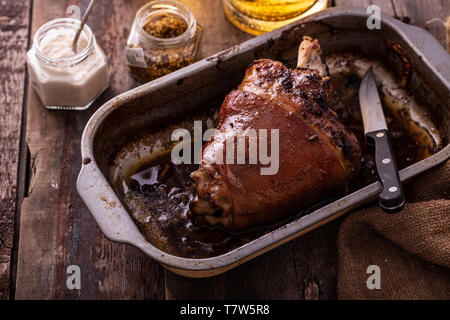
[77,7,450,277]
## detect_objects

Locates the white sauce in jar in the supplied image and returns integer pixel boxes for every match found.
[26,18,109,110]
[39,27,88,59]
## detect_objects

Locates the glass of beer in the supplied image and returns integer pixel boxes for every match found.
[222,0,328,35]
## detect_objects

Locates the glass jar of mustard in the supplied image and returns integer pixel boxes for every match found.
[26,18,109,110]
[126,0,202,82]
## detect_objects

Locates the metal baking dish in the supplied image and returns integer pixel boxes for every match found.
[77,7,450,277]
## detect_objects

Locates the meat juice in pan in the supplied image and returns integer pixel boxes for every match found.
[113,54,439,259]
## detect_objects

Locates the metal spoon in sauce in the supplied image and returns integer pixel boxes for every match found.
[72,0,95,53]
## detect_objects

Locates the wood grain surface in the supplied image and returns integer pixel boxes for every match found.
[0,0,447,299]
[15,0,165,300]
[0,0,31,300]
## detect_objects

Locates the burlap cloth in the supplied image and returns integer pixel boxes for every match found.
[337,160,450,300]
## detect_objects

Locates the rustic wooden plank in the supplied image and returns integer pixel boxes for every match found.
[335,0,450,48]
[165,221,341,300]
[181,0,253,58]
[15,0,165,299]
[0,0,31,300]
[392,0,450,48]
[334,0,395,14]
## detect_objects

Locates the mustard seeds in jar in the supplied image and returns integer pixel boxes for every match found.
[143,12,188,38]
[126,0,202,82]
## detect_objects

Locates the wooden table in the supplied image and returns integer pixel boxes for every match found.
[0,0,448,300]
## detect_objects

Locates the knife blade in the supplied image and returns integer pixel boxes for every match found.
[359,68,405,213]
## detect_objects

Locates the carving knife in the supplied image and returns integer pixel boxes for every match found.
[359,68,405,213]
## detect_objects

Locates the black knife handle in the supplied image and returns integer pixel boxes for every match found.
[367,129,405,213]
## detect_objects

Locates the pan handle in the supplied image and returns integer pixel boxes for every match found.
[77,163,148,246]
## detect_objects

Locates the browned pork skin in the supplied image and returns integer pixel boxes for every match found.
[190,36,361,231]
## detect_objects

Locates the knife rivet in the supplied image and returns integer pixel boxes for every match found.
[382,158,391,164]
[376,132,384,138]
[389,186,398,192]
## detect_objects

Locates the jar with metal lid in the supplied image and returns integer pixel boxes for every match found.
[26,18,109,110]
[126,0,202,82]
